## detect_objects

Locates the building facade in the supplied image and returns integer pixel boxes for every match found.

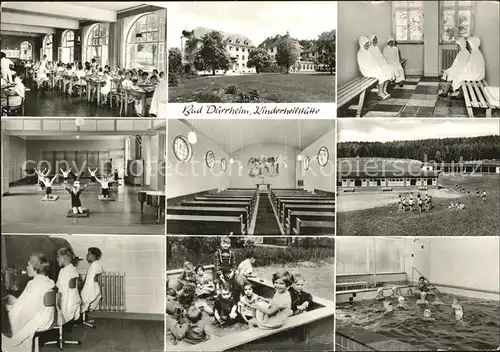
[181,27,256,75]
[337,171,440,188]
[423,161,500,174]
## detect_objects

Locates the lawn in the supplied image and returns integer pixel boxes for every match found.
[337,174,500,236]
[169,73,335,103]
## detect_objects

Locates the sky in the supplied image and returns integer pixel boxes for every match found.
[167,1,337,49]
[337,119,500,142]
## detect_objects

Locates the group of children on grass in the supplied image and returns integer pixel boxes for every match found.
[397,192,433,213]
[165,237,314,346]
[447,186,487,210]
[374,276,465,325]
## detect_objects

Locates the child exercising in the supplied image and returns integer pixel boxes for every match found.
[88,168,98,184]
[95,175,113,198]
[65,182,88,214]
[40,174,58,199]
[60,168,72,184]
[35,168,50,191]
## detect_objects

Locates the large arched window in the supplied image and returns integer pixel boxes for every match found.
[60,30,75,63]
[125,12,165,72]
[43,34,53,62]
[20,41,32,60]
[85,23,109,66]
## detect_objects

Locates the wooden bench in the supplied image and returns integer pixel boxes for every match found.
[279,200,335,223]
[276,196,333,211]
[343,188,355,192]
[167,206,249,232]
[282,204,335,226]
[193,196,255,213]
[462,80,492,117]
[293,219,335,235]
[166,214,246,235]
[381,187,393,192]
[338,76,379,117]
[287,211,335,235]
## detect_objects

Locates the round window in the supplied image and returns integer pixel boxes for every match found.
[173,135,192,162]
[206,150,215,168]
[303,156,310,170]
[318,146,329,167]
[221,158,227,171]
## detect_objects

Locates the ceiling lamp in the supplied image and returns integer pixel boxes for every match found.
[188,130,197,144]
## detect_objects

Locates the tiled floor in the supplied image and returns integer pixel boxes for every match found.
[344,76,500,118]
[1,181,164,234]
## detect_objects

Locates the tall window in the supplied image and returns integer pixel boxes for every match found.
[43,34,53,62]
[85,23,109,66]
[20,41,32,60]
[440,1,474,43]
[125,12,165,72]
[393,1,424,43]
[60,30,75,63]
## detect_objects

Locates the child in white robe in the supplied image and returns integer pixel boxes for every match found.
[81,247,104,318]
[442,37,470,82]
[1,253,56,352]
[56,247,81,324]
[451,36,485,93]
[383,37,405,85]
[368,35,397,83]
[357,36,391,99]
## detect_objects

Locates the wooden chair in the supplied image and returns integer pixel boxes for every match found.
[82,273,102,329]
[109,80,120,109]
[44,277,82,349]
[2,90,24,116]
[32,290,57,352]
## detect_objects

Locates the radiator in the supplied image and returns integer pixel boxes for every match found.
[442,48,459,71]
[98,272,126,312]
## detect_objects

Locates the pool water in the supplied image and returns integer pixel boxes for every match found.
[336,294,500,351]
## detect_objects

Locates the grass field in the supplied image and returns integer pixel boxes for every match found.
[337,174,500,236]
[169,73,335,103]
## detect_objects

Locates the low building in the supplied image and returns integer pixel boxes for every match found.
[258,32,316,72]
[181,27,256,75]
[423,161,500,174]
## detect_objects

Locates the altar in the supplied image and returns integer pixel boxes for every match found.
[256,183,271,191]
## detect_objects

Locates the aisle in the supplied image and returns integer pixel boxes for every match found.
[253,192,282,235]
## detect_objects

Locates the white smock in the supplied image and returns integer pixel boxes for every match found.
[452,36,485,91]
[81,260,104,312]
[368,35,396,81]
[1,275,56,352]
[443,37,470,82]
[383,38,405,83]
[56,263,81,323]
[357,36,390,84]
[149,78,167,118]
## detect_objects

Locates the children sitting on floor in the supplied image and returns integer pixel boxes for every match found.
[178,261,197,289]
[177,283,196,309]
[214,284,238,326]
[65,182,89,214]
[238,281,263,324]
[166,306,213,345]
[289,273,313,315]
[194,265,215,298]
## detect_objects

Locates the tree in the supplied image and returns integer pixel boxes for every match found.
[275,38,301,74]
[168,47,182,75]
[317,30,336,75]
[247,48,271,74]
[193,31,230,75]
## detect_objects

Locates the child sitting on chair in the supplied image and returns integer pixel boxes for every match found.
[65,182,88,214]
[213,237,236,294]
[214,284,238,326]
[80,247,104,323]
[289,273,313,315]
[178,261,197,289]
[250,270,294,329]
[56,247,81,324]
[194,265,215,298]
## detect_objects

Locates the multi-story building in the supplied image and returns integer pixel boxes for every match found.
[258,32,317,72]
[181,26,256,75]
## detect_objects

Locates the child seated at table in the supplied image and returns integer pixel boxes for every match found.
[100,71,112,105]
[159,71,165,79]
[6,75,26,107]
[150,69,160,84]
[121,71,134,89]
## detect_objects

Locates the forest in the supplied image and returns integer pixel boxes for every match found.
[337,135,500,162]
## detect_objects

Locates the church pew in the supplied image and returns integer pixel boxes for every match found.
[276,196,334,213]
[193,197,255,214]
[282,204,335,226]
[180,201,250,221]
[167,206,249,231]
[166,214,246,235]
[287,211,335,235]
[294,220,335,235]
[279,200,336,222]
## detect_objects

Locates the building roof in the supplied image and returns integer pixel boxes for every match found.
[423,160,500,168]
[337,170,441,179]
[258,33,302,50]
[183,26,254,47]
[303,45,319,53]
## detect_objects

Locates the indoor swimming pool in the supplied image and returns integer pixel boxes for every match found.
[336,293,500,351]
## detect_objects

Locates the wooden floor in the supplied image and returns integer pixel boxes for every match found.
[1,182,164,235]
[40,318,164,352]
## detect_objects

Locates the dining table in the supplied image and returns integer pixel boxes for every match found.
[122,84,157,116]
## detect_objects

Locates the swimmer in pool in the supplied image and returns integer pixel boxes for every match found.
[432,295,445,306]
[406,288,413,297]
[451,298,461,311]
[416,292,429,305]
[423,309,435,322]
[454,307,466,326]
[375,288,385,301]
[397,296,407,309]
[390,286,399,299]
[383,301,394,314]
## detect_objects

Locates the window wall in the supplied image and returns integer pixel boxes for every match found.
[392,1,424,43]
[336,237,405,275]
[85,23,109,66]
[440,0,474,43]
[20,41,32,60]
[60,30,75,63]
[43,34,53,62]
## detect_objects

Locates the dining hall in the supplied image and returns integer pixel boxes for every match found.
[1,2,167,117]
